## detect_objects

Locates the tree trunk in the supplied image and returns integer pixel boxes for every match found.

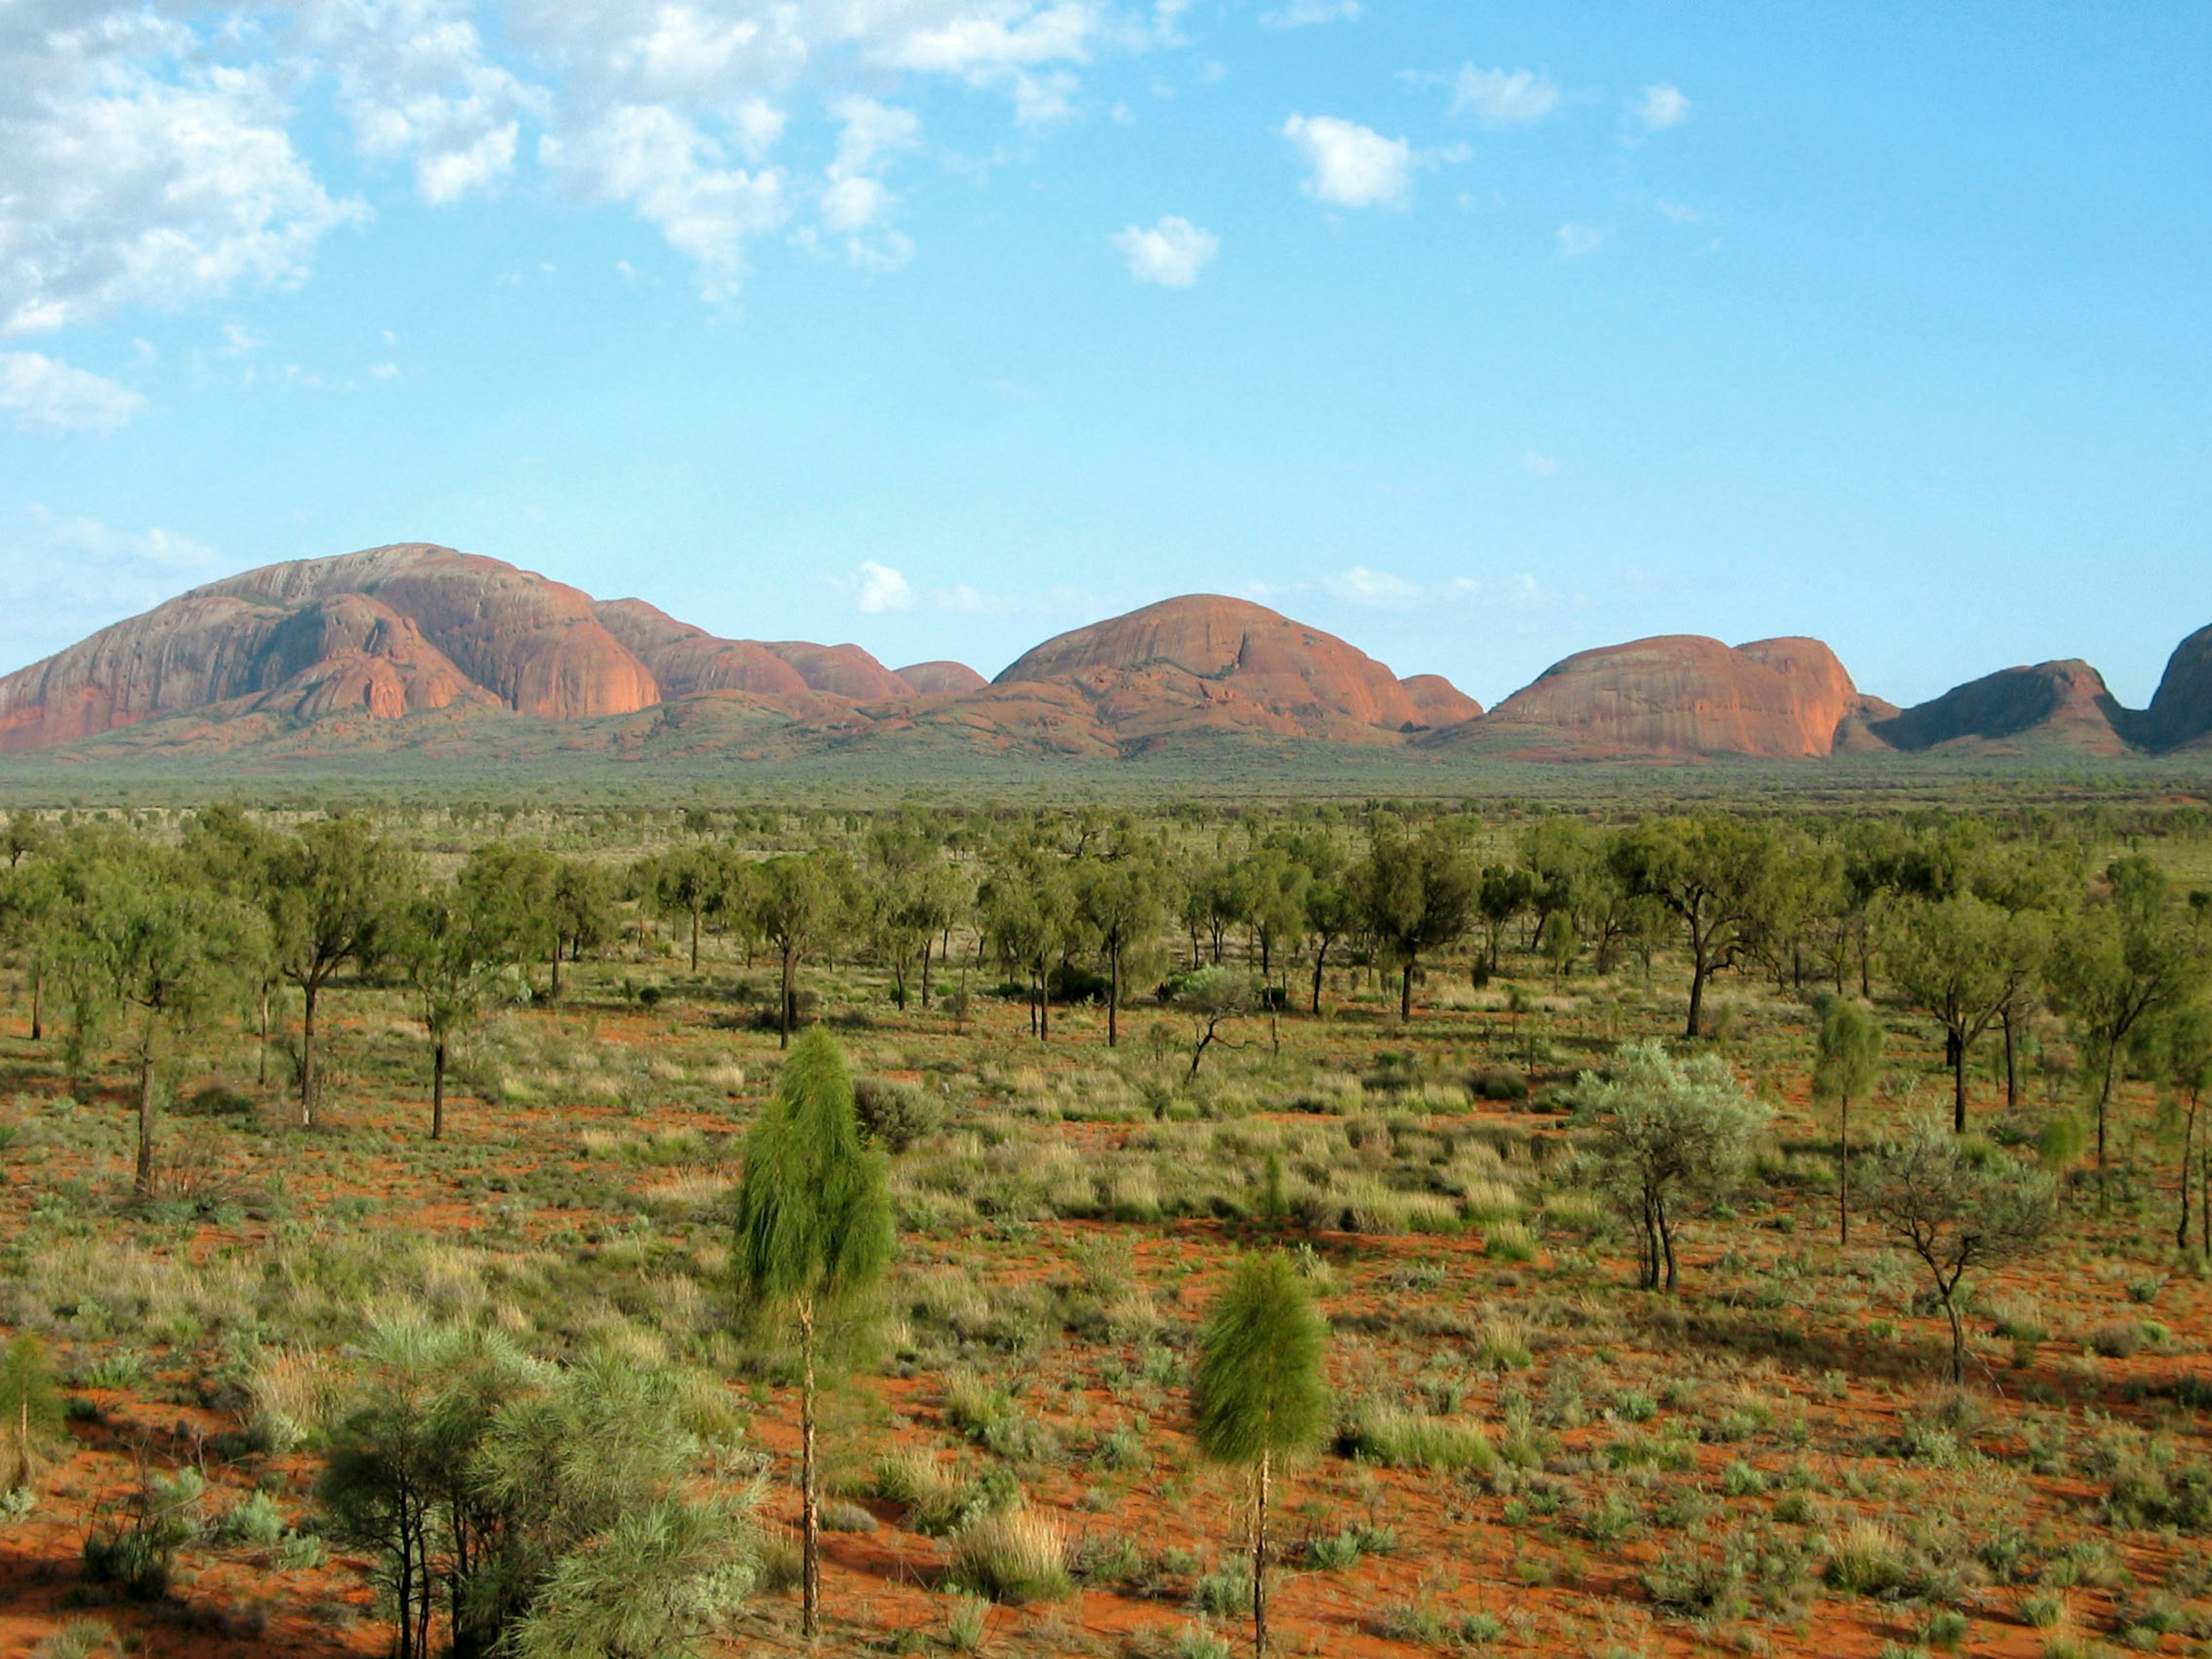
[29,960,41,1043]
[2002,1006,2019,1109]
[2180,1090,2199,1252]
[300,981,320,1127]
[1943,1294,1966,1386]
[1253,1449,1271,1658]
[1838,1093,1850,1245]
[1107,938,1120,1048]
[799,1304,821,1639]
[1400,960,1414,1021]
[257,983,270,1088]
[690,908,700,975]
[779,944,796,1050]
[1950,1027,1968,1134]
[1038,955,1050,1041]
[2094,1043,2118,1169]
[134,1044,157,1199]
[1309,941,1329,1016]
[920,934,933,1009]
[1684,953,1708,1039]
[1657,1193,1677,1291]
[550,944,561,998]
[432,1040,447,1142]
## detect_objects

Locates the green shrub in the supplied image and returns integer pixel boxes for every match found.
[217,1490,288,1547]
[854,1077,943,1152]
[1340,1406,1496,1473]
[945,1509,1073,1604]
[1824,1519,1911,1597]
[1721,1460,1767,1497]
[2090,1321,2144,1359]
[1483,1222,1537,1262]
[1192,1566,1251,1619]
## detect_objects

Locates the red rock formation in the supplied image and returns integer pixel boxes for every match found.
[2145,624,2212,751]
[1467,634,1874,759]
[594,599,815,701]
[1400,673,1483,728]
[1866,660,2133,755]
[997,596,1424,737]
[197,544,659,719]
[757,642,912,701]
[895,660,988,695]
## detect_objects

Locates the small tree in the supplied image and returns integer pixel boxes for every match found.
[1858,1118,2055,1384]
[1193,1251,1329,1659]
[729,1027,892,1637]
[1884,893,2049,1134]
[393,886,526,1140]
[1354,816,1476,1020]
[1171,965,1253,1080]
[1575,1040,1771,1291]
[266,819,407,1126]
[0,1333,63,1494]
[1812,998,1884,1243]
[748,854,842,1048]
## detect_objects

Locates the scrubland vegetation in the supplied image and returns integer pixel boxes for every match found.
[5,794,2212,1658]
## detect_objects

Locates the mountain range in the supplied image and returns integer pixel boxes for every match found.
[1,542,2206,772]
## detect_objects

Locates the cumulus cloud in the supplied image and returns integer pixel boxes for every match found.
[1449,66,1558,126]
[541,105,786,300]
[1111,215,1217,286]
[1261,0,1361,26]
[1636,83,1689,128]
[0,354,147,433]
[298,0,541,203]
[855,560,915,613]
[816,96,918,266]
[1328,566,1423,607]
[0,507,222,671]
[1281,114,1410,209]
[0,10,366,338]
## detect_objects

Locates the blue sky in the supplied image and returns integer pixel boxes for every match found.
[2,2,2207,709]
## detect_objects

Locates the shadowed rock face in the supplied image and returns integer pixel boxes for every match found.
[2145,624,2212,751]
[1399,674,1483,728]
[997,594,1425,735]
[895,660,988,695]
[1469,634,1874,759]
[755,642,912,701]
[594,599,814,701]
[1867,660,2133,753]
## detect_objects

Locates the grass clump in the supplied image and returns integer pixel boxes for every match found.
[945,1507,1074,1604]
[1340,1406,1495,1472]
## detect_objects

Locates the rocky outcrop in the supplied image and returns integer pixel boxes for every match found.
[997,596,1425,739]
[1400,674,1483,728]
[896,661,988,695]
[1867,660,2133,755]
[1457,634,1876,759]
[594,599,815,701]
[2143,624,2212,751]
[756,642,912,702]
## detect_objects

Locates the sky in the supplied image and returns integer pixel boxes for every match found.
[2,2,2207,709]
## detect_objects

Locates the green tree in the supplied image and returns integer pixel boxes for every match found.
[266,819,408,1126]
[458,843,559,992]
[2048,856,2210,1169]
[0,1334,63,1494]
[2157,999,2212,1251]
[59,850,256,1196]
[1475,862,1535,976]
[1077,836,1166,1047]
[646,846,719,975]
[748,853,843,1048]
[547,859,619,996]
[1609,817,1778,1038]
[1858,1119,2056,1384]
[1883,893,2050,1134]
[1,810,51,869]
[1354,816,1476,1020]
[1192,1251,1330,1659]
[393,884,527,1140]
[1812,998,1884,1243]
[729,1027,893,1638]
[1575,1039,1771,1291]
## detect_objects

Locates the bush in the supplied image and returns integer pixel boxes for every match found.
[820,1501,877,1533]
[1192,1566,1251,1619]
[1469,1067,1529,1103]
[1823,1519,1911,1597]
[217,1490,288,1547]
[854,1077,944,1152]
[1483,1222,1537,1262]
[1340,1406,1496,1473]
[1721,1460,1767,1497]
[945,1508,1073,1604]
[2108,1452,2212,1532]
[2090,1321,2145,1359]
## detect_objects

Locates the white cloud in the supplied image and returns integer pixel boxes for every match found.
[1449,66,1558,126]
[855,560,915,613]
[1522,450,1558,475]
[0,507,222,671]
[298,0,541,203]
[815,96,918,265]
[1328,566,1423,608]
[0,12,366,338]
[1111,215,1217,286]
[0,353,148,434]
[369,361,400,378]
[1261,0,1361,26]
[1636,84,1689,128]
[541,105,786,300]
[1557,222,1601,257]
[1281,114,1410,209]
